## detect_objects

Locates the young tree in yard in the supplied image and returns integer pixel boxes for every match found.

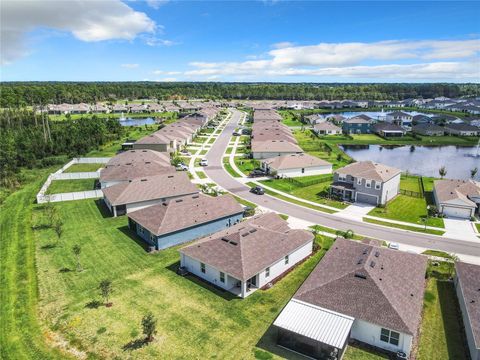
[72,244,82,272]
[471,167,478,179]
[99,279,113,307]
[142,312,157,343]
[53,216,63,241]
[44,201,57,227]
[336,153,343,162]
[439,166,447,179]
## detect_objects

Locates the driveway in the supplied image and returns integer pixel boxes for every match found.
[334,203,376,220]
[204,109,480,258]
[443,218,479,242]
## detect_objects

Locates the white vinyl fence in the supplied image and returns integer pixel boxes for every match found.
[36,157,110,204]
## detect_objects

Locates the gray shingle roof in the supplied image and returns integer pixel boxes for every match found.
[335,161,401,182]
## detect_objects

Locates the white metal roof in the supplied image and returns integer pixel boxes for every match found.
[273,299,354,349]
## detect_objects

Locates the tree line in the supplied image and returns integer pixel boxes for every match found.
[1,82,479,107]
[0,109,124,188]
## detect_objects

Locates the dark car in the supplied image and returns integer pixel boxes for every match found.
[248,169,266,178]
[250,186,265,195]
[176,266,189,276]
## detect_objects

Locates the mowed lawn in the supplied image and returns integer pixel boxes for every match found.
[417,278,468,360]
[45,179,97,194]
[63,163,104,173]
[33,198,340,359]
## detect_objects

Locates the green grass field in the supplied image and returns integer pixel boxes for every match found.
[363,218,445,236]
[63,163,104,173]
[45,179,97,194]
[234,158,261,176]
[400,175,422,192]
[196,171,208,179]
[223,158,242,178]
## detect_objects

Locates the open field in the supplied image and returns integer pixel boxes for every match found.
[45,179,97,194]
[63,163,104,173]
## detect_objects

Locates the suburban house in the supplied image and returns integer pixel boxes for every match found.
[251,140,303,159]
[433,179,480,219]
[386,111,413,126]
[112,104,128,113]
[330,161,401,205]
[444,123,480,136]
[102,172,199,217]
[454,262,480,360]
[128,194,244,250]
[327,114,346,124]
[412,114,433,125]
[179,213,314,298]
[106,149,171,167]
[261,153,332,177]
[273,238,427,359]
[372,122,406,137]
[342,117,372,134]
[99,162,176,188]
[306,114,327,125]
[313,122,342,135]
[412,123,445,136]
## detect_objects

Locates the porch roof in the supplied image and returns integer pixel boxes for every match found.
[330,182,355,191]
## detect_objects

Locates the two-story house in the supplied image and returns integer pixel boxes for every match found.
[386,111,413,126]
[330,161,401,205]
[342,116,372,134]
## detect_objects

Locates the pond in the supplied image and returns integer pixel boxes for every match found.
[118,117,156,126]
[341,145,480,180]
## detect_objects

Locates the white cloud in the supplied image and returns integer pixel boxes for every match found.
[143,37,176,47]
[146,0,169,9]
[183,39,480,81]
[1,0,156,65]
[271,41,295,49]
[152,70,181,75]
[121,63,139,68]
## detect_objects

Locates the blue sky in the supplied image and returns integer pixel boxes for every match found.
[1,1,479,82]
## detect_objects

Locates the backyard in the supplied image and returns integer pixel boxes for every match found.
[63,163,104,173]
[45,179,97,194]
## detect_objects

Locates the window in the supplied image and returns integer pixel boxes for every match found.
[284,255,289,265]
[375,181,381,190]
[200,263,206,274]
[380,328,400,346]
[150,234,156,242]
[265,267,270,277]
[219,272,225,283]
[138,225,144,234]
[365,180,372,188]
[301,168,305,174]
[338,174,346,181]
[357,178,362,185]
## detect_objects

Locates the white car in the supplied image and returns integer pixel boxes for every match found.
[176,164,188,171]
[199,159,208,166]
[388,242,400,250]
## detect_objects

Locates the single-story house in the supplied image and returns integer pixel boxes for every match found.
[128,194,244,250]
[313,122,342,135]
[330,161,401,205]
[253,109,282,122]
[179,213,314,298]
[112,104,128,113]
[372,122,406,137]
[262,153,332,177]
[454,262,480,360]
[444,123,480,136]
[412,114,433,125]
[327,114,346,124]
[106,149,171,167]
[273,238,427,359]
[100,161,176,188]
[306,114,327,125]
[412,123,445,136]
[251,140,303,159]
[342,117,372,134]
[433,179,480,219]
[102,172,199,217]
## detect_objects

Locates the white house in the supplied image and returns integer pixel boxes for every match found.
[313,122,342,135]
[433,179,480,219]
[262,153,332,177]
[273,238,427,359]
[251,140,303,159]
[179,213,314,298]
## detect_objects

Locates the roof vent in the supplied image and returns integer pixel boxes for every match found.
[141,179,147,182]
[363,248,368,255]
[354,272,367,279]
[370,261,376,268]
[229,241,238,246]
[375,251,380,257]
[357,258,363,265]
[175,199,183,203]
[221,237,229,242]
[241,232,249,237]
[249,229,257,233]
[168,175,174,178]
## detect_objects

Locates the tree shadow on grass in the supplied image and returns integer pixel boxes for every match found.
[85,300,103,309]
[59,267,72,273]
[118,225,150,252]
[40,243,57,250]
[95,199,111,219]
[122,338,148,351]
[165,261,238,301]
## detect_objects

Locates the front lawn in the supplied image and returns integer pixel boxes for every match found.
[45,179,97,194]
[363,218,445,236]
[234,158,261,176]
[368,195,444,228]
[63,163,104,173]
[223,159,242,178]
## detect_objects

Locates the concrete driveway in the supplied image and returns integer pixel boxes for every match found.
[334,203,376,220]
[443,218,479,242]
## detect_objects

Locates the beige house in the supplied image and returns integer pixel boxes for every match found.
[313,122,342,135]
[262,153,332,177]
[433,179,480,218]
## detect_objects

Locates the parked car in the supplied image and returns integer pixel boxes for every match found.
[232,131,241,136]
[388,242,400,250]
[180,149,191,156]
[199,158,208,166]
[250,186,265,195]
[176,163,188,171]
[249,169,266,178]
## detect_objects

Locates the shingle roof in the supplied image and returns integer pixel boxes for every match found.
[445,123,480,132]
[314,122,342,132]
[100,162,176,182]
[387,111,412,117]
[251,140,303,153]
[102,172,198,206]
[344,116,371,124]
[335,161,401,182]
[128,194,244,236]
[412,124,444,132]
[372,122,405,132]
[455,262,480,349]
[434,179,480,207]
[107,150,171,167]
[294,238,427,335]
[180,213,314,281]
[263,153,331,171]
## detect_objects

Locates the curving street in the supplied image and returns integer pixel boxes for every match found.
[205,109,480,258]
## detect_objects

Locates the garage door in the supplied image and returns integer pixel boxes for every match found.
[356,193,378,205]
[443,206,472,219]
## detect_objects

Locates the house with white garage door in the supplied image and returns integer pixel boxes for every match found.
[273,238,427,359]
[179,213,314,298]
[433,179,480,219]
[261,153,332,178]
[330,161,401,205]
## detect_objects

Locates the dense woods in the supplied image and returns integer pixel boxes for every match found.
[1,82,479,107]
[0,109,123,188]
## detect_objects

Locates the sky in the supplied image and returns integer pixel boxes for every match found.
[1,0,479,83]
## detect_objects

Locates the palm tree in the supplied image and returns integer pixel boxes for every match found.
[142,312,157,343]
[438,166,447,179]
[471,167,478,179]
[72,244,82,272]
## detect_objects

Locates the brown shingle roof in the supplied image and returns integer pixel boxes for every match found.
[251,140,303,153]
[106,149,171,167]
[180,213,314,281]
[294,238,427,335]
[102,172,198,206]
[313,122,342,132]
[100,162,176,182]
[455,262,480,348]
[128,194,244,236]
[434,179,480,207]
[263,153,331,171]
[335,161,401,182]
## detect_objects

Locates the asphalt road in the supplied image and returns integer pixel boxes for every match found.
[205,109,480,257]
